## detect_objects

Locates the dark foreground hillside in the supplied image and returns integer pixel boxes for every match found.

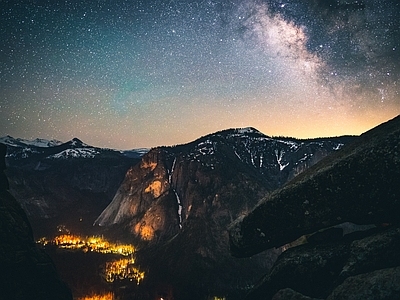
[0,143,72,300]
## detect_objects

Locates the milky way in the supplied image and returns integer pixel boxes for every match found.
[1,0,399,148]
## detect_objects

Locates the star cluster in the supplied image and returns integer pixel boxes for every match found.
[1,0,399,148]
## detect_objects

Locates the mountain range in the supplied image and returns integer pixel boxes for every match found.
[0,127,368,299]
[90,128,354,299]
[94,127,353,234]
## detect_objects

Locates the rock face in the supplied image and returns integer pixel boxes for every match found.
[94,128,353,299]
[228,115,400,300]
[95,148,180,241]
[0,143,72,300]
[229,115,400,257]
[248,239,350,299]
[245,226,400,300]
[272,288,323,300]
[2,136,145,237]
[327,266,400,300]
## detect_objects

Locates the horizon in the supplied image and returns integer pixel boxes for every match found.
[0,118,385,151]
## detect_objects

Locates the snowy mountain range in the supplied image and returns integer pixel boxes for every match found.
[0,136,63,148]
[0,135,148,161]
[95,127,355,237]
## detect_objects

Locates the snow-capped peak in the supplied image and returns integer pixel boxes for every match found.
[236,127,259,134]
[69,137,90,147]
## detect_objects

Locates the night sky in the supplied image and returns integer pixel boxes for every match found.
[1,0,399,149]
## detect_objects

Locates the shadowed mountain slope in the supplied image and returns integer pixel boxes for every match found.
[229,115,400,258]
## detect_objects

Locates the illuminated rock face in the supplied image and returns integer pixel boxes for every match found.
[94,149,178,241]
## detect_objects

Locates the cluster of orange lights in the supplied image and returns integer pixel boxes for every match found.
[37,228,145,286]
[37,227,146,300]
[38,234,135,256]
[77,292,114,300]
[104,257,145,284]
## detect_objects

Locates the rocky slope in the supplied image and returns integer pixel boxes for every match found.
[94,128,354,299]
[1,136,146,237]
[0,143,72,300]
[228,115,400,299]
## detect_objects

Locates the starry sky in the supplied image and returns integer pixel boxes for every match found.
[1,0,399,149]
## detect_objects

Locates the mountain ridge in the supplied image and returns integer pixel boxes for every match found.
[0,143,73,300]
[95,127,353,234]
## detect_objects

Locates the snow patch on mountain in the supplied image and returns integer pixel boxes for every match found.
[48,148,100,159]
[236,127,258,134]
[276,139,300,150]
[275,149,290,171]
[28,138,63,147]
[334,143,344,150]
[121,148,149,158]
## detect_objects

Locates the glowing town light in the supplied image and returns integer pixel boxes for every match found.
[77,292,114,300]
[104,257,145,284]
